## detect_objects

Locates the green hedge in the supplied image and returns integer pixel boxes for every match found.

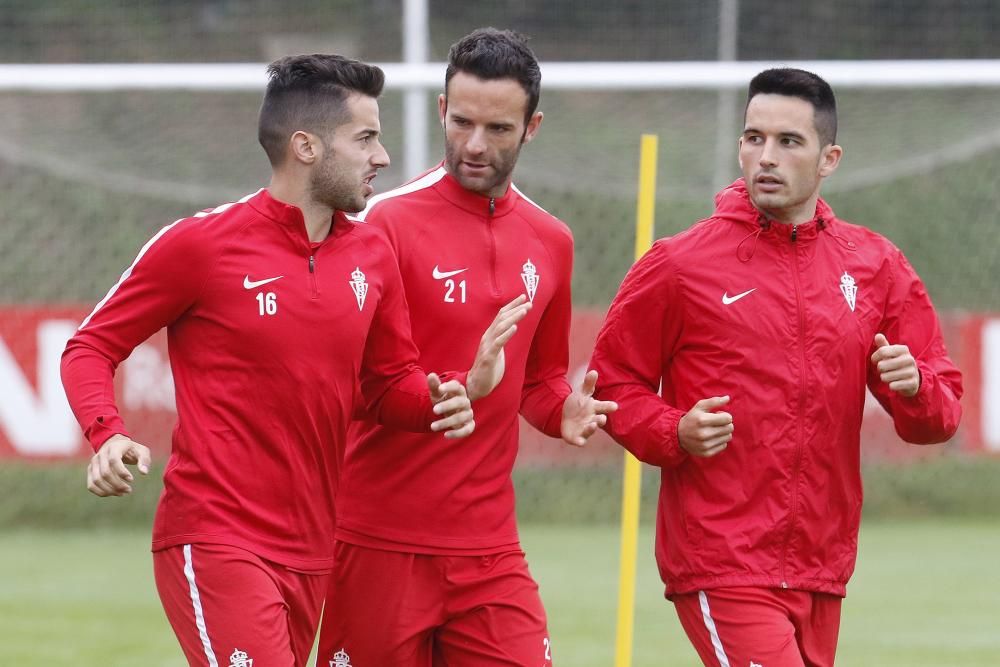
[514,456,1000,524]
[2,455,999,529]
[0,461,162,530]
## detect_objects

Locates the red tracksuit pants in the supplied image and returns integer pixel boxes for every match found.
[673,586,842,667]
[153,543,328,667]
[317,541,553,667]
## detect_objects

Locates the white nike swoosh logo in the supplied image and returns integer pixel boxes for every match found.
[432,266,468,280]
[721,288,756,305]
[243,275,284,289]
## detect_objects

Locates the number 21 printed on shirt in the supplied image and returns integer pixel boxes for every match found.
[444,279,466,303]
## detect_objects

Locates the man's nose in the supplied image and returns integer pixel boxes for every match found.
[373,142,390,169]
[758,139,778,167]
[466,128,487,155]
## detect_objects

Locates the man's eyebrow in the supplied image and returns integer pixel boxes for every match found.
[741,127,807,141]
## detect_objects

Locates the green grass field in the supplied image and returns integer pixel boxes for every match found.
[1,519,998,666]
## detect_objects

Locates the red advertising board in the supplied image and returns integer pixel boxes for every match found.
[0,306,990,463]
[0,307,175,459]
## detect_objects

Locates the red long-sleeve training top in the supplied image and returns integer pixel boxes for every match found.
[62,189,436,571]
[336,165,574,554]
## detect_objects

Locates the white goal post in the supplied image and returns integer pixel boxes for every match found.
[2,60,999,91]
[3,60,999,187]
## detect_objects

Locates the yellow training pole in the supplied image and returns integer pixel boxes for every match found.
[614,134,658,667]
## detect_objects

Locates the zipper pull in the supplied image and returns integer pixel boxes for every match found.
[791,225,798,242]
[489,198,495,215]
[309,255,315,273]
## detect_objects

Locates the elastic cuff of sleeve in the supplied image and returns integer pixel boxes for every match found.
[663,409,689,466]
[85,417,130,452]
[899,360,935,407]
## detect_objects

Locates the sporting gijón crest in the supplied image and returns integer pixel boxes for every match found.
[839,270,857,312]
[228,648,253,667]
[349,267,368,311]
[521,258,540,302]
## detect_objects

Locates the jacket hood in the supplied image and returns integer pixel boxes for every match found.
[716,179,849,262]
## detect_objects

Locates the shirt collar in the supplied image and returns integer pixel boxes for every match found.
[432,163,519,217]
[249,188,352,238]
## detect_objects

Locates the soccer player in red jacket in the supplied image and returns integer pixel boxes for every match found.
[590,68,963,667]
[316,29,617,667]
[60,55,526,667]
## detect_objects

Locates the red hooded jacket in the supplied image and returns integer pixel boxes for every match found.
[590,180,962,597]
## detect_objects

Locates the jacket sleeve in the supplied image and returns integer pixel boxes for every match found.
[60,219,211,451]
[519,229,573,438]
[358,245,437,432]
[590,241,688,467]
[867,248,963,444]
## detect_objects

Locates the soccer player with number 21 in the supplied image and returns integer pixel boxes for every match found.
[318,28,617,667]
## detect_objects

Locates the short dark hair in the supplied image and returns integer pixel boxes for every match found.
[258,54,385,166]
[746,68,838,146]
[445,28,541,124]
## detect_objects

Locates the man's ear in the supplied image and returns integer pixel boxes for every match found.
[289,130,320,165]
[521,111,544,145]
[438,94,448,128]
[819,143,843,178]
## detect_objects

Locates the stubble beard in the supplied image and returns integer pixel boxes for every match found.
[311,150,364,213]
[445,139,522,198]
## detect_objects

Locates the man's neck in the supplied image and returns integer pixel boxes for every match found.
[760,209,815,226]
[298,201,335,243]
[443,164,511,199]
[757,195,820,226]
[268,174,333,243]
[486,181,511,199]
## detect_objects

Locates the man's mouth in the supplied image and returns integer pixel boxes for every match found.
[755,174,783,191]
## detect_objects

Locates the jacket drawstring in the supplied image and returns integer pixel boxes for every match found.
[818,217,858,252]
[738,217,856,260]
[737,216,770,262]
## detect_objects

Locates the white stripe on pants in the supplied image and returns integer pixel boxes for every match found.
[183,544,219,667]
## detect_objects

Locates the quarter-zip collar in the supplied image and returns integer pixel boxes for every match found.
[248,188,354,244]
[434,163,518,217]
